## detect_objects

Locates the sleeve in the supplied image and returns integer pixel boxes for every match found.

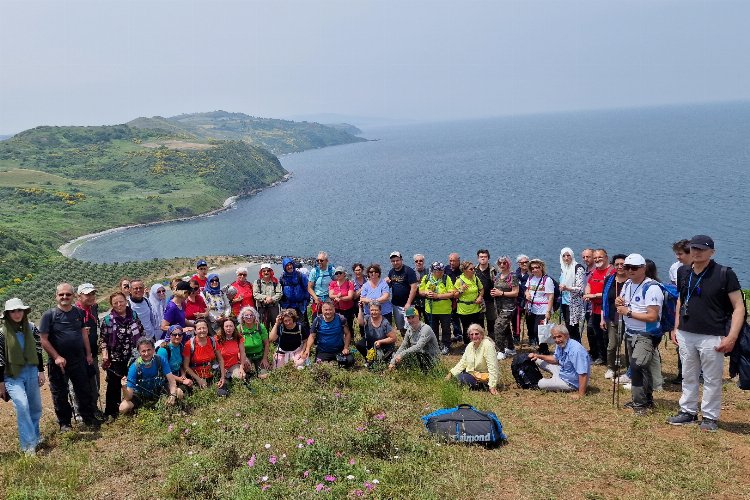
[572,267,585,295]
[393,331,410,360]
[163,303,176,325]
[544,277,555,294]
[573,348,590,375]
[0,331,6,377]
[260,324,269,341]
[725,268,742,294]
[450,349,469,377]
[407,268,418,286]
[400,326,432,356]
[645,284,664,307]
[126,363,138,389]
[33,324,44,371]
[158,355,171,375]
[98,317,109,352]
[157,349,169,369]
[39,310,52,335]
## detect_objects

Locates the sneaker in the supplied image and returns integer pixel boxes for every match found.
[622,383,632,391]
[700,418,718,432]
[604,369,614,379]
[614,374,631,384]
[440,346,450,356]
[497,352,507,361]
[667,411,698,426]
[592,358,605,366]
[504,348,517,357]
[624,401,654,410]
[59,424,73,434]
[654,386,664,392]
[669,377,683,385]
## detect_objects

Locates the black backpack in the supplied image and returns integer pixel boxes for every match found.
[421,404,507,447]
[511,353,543,389]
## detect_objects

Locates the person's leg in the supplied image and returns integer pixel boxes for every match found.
[526,312,538,346]
[586,312,597,357]
[459,315,473,345]
[105,361,127,418]
[5,366,38,451]
[534,315,550,355]
[484,302,496,341]
[630,335,655,409]
[451,310,463,342]
[590,314,606,363]
[355,338,368,358]
[535,361,572,391]
[456,371,478,389]
[47,361,73,427]
[438,314,452,348]
[493,311,509,353]
[606,321,619,372]
[649,345,664,391]
[695,334,725,421]
[677,330,701,416]
[392,305,405,332]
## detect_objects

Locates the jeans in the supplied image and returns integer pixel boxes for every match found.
[628,333,658,408]
[48,357,96,426]
[392,305,406,332]
[429,313,452,348]
[4,364,43,452]
[677,330,725,420]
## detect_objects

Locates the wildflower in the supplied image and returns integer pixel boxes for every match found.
[306,438,315,445]
[315,483,325,492]
[215,418,221,423]
[298,443,304,449]
[325,475,337,482]
[349,458,356,465]
[303,470,310,478]
[264,443,271,449]
[364,481,375,491]
[261,475,269,482]
[261,484,270,491]
[188,451,194,455]
[247,454,256,468]
[269,455,277,465]
[281,454,287,459]
[374,412,386,420]
[235,412,241,417]
[346,475,355,480]
[372,479,380,484]
[167,424,174,432]
[335,451,343,458]
[354,489,364,497]
[356,426,366,432]
[334,391,341,398]
[393,455,400,459]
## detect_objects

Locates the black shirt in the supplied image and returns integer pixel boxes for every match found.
[388,265,418,307]
[39,307,87,359]
[676,260,741,336]
[277,323,309,352]
[475,265,495,300]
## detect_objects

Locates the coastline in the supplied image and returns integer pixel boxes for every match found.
[58,173,293,258]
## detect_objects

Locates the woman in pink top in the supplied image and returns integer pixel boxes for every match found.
[329,266,356,335]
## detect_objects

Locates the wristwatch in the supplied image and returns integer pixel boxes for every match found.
[626,309,633,318]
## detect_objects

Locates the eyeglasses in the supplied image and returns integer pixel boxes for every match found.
[499,262,509,266]
[238,273,247,276]
[317,259,327,262]
[170,332,183,337]
[58,293,73,297]
[414,259,424,263]
[335,272,343,275]
[519,261,529,265]
[623,265,644,271]
[157,289,166,293]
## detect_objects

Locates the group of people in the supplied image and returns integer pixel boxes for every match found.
[0,234,745,454]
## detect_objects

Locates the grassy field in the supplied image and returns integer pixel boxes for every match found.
[1,334,748,499]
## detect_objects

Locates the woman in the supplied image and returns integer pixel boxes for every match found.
[489,256,519,360]
[329,266,356,335]
[185,279,208,323]
[558,247,585,342]
[356,301,397,367]
[445,323,499,394]
[99,292,144,419]
[237,306,270,378]
[418,261,455,355]
[524,258,554,354]
[359,264,393,323]
[119,277,131,298]
[269,308,309,369]
[215,317,246,380]
[601,254,629,380]
[351,263,367,300]
[0,298,45,454]
[454,261,483,345]
[182,319,226,396]
[149,283,168,330]
[253,264,282,329]
[161,281,195,336]
[230,267,255,317]
[202,274,231,331]
[157,325,193,391]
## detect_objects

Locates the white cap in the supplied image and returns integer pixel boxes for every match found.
[77,283,97,294]
[624,254,646,266]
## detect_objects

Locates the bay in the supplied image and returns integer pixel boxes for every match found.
[72,102,750,284]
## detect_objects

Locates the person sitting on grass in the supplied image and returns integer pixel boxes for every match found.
[356,301,397,367]
[238,306,270,379]
[389,307,440,372]
[183,319,227,396]
[528,323,590,399]
[269,308,309,369]
[157,325,193,393]
[445,323,499,395]
[120,337,182,414]
[305,300,353,367]
[215,316,247,381]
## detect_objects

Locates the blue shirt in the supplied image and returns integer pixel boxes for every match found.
[360,279,393,315]
[157,343,183,375]
[313,314,345,354]
[126,355,170,397]
[309,265,335,300]
[554,339,591,389]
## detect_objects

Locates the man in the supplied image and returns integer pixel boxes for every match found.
[305,300,352,365]
[475,249,496,340]
[73,283,101,419]
[387,251,419,332]
[191,259,209,290]
[529,323,590,398]
[514,254,530,343]
[580,248,595,332]
[39,283,99,431]
[615,254,664,415]
[584,248,614,365]
[668,235,745,432]
[413,254,428,318]
[120,337,183,414]
[308,251,335,311]
[389,307,440,372]
[128,279,158,341]
[444,253,463,343]
[669,239,691,285]
[419,262,455,355]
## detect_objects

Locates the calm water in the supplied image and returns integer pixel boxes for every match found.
[73,102,750,284]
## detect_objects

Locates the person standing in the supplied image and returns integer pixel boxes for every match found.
[308,252,336,313]
[668,235,745,432]
[128,279,158,341]
[668,239,691,384]
[387,251,419,333]
[419,262,455,355]
[254,264,282,330]
[584,249,614,365]
[514,254,531,343]
[192,260,209,290]
[445,253,463,343]
[475,249,497,341]
[524,259,554,354]
[412,254,429,319]
[230,267,255,317]
[558,248,585,342]
[279,258,310,327]
[40,283,99,431]
[490,256,519,359]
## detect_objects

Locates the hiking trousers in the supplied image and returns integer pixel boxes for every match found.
[48,357,96,426]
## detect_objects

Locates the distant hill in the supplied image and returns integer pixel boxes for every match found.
[128,110,367,154]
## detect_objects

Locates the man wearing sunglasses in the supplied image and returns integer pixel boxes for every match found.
[308,252,336,312]
[39,283,99,432]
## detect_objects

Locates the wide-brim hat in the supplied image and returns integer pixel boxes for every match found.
[1,298,31,319]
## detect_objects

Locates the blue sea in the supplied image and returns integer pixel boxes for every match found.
[72,102,750,284]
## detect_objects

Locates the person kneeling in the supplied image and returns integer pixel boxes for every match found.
[528,324,590,399]
[389,307,440,372]
[445,323,499,395]
[305,301,353,367]
[120,337,183,414]
[356,302,397,367]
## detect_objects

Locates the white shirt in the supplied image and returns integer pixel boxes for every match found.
[619,278,663,333]
[669,261,682,284]
[527,275,554,315]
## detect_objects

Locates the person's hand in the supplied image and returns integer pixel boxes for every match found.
[167,394,177,406]
[583,294,591,302]
[300,351,309,361]
[86,354,94,366]
[528,353,538,361]
[444,373,452,381]
[385,277,391,285]
[374,340,380,348]
[237,368,246,379]
[490,288,500,297]
[489,387,498,395]
[38,372,46,387]
[182,377,194,387]
[525,291,532,301]
[427,291,436,299]
[217,377,225,389]
[275,315,283,325]
[388,364,395,371]
[101,356,111,370]
[342,348,350,355]
[614,296,625,307]
[121,376,127,387]
[670,330,679,347]
[544,312,551,322]
[616,305,629,316]
[314,296,321,304]
[715,336,737,354]
[475,297,483,304]
[600,321,606,330]
[260,358,270,370]
[197,377,207,389]
[559,284,568,292]
[394,355,402,365]
[55,355,67,372]
[570,393,582,400]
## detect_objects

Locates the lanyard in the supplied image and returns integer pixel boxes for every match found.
[628,280,646,305]
[685,267,707,305]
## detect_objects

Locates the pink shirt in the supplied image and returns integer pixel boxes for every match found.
[329,280,355,310]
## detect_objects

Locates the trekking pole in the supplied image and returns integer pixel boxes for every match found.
[611,316,625,407]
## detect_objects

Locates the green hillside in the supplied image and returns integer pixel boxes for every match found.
[128,110,366,154]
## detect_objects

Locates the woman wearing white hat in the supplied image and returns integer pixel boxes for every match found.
[0,298,46,454]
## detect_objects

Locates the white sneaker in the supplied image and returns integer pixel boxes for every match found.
[497,352,507,361]
[604,369,614,379]
[615,374,631,384]
[623,383,632,390]
[504,348,517,357]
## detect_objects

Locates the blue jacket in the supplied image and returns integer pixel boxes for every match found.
[602,274,617,322]
[279,257,309,311]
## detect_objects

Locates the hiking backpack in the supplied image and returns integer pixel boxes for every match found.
[510,353,543,389]
[641,281,679,334]
[421,404,507,447]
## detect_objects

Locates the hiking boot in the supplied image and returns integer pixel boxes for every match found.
[614,374,631,384]
[604,369,614,379]
[667,411,698,426]
[440,346,450,356]
[669,377,683,385]
[82,419,101,431]
[700,418,718,432]
[505,348,517,357]
[59,424,73,434]
[624,401,654,410]
[497,351,506,361]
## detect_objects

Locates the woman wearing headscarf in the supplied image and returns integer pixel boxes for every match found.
[202,273,231,332]
[148,283,167,331]
[0,298,45,454]
[558,247,585,342]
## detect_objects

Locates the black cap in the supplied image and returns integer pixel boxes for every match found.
[175,281,192,292]
[689,234,714,250]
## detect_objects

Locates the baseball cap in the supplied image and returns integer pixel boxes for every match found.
[404,306,418,317]
[689,234,714,250]
[77,283,97,294]
[624,254,646,266]
[196,259,208,268]
[389,251,402,259]
[431,261,444,271]
[260,263,273,271]
[334,266,346,275]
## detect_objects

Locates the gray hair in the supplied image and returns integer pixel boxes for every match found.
[515,254,529,263]
[413,253,425,261]
[551,323,570,336]
[317,251,329,259]
[136,336,155,349]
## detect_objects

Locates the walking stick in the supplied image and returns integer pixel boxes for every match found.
[611,316,625,407]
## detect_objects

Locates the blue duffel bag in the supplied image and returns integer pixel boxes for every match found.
[421,404,507,447]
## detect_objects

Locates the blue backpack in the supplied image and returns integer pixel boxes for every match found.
[421,404,507,447]
[642,281,679,334]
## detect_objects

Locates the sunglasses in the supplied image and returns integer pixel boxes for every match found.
[466,267,475,271]
[157,289,166,293]
[530,266,540,270]
[170,332,183,337]
[335,272,343,275]
[210,279,219,283]
[414,259,424,263]
[519,261,529,265]
[623,265,644,271]
[238,273,247,276]
[317,259,327,262]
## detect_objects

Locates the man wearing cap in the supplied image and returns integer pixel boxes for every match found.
[128,279,159,341]
[387,251,419,333]
[419,262,455,355]
[39,283,99,431]
[73,283,102,419]
[192,260,209,291]
[668,235,745,432]
[614,254,664,415]
[389,307,440,372]
[254,264,282,329]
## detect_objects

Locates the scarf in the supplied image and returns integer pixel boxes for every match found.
[2,318,37,378]
[204,273,222,295]
[559,247,579,288]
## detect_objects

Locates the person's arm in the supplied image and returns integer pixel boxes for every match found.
[31,325,45,382]
[307,273,320,303]
[376,325,398,348]
[342,283,354,302]
[474,285,484,305]
[528,352,558,365]
[99,319,111,369]
[616,304,660,323]
[357,304,366,326]
[544,293,554,322]
[399,326,433,357]
[375,282,391,304]
[214,346,226,387]
[572,373,588,399]
[671,296,682,347]
[716,290,746,353]
[81,322,93,365]
[182,348,206,388]
[259,334,270,369]
[342,321,351,355]
[448,349,469,378]
[40,332,66,372]
[268,316,282,343]
[405,282,418,309]
[390,332,410,366]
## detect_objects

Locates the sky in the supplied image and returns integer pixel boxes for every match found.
[2,0,750,133]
